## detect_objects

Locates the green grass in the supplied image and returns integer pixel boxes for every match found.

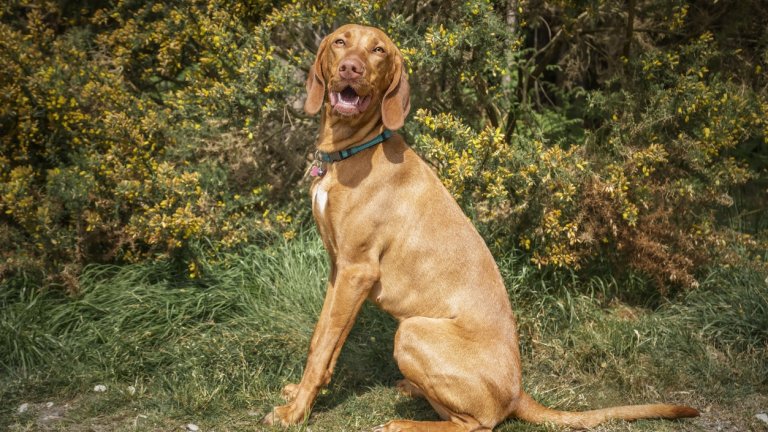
[1,229,767,431]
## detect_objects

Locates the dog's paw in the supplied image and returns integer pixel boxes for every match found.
[261,403,308,427]
[372,423,397,432]
[395,379,424,399]
[281,383,299,402]
[261,406,292,427]
[261,410,279,426]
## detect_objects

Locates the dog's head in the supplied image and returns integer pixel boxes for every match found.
[304,24,411,130]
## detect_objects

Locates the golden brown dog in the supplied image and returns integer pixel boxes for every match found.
[262,24,699,431]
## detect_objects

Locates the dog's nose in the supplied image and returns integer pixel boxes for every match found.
[339,58,365,80]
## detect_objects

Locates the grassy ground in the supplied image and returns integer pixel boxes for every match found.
[1,230,766,431]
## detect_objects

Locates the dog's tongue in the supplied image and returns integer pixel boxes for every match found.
[340,87,358,104]
[331,86,371,116]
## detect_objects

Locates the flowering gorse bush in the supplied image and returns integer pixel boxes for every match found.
[400,1,767,291]
[0,1,304,290]
[1,0,766,293]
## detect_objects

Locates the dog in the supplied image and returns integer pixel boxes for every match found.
[262,23,699,431]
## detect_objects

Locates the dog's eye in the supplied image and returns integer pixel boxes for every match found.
[334,39,345,46]
[373,46,385,54]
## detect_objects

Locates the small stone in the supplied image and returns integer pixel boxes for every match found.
[18,403,29,414]
[756,413,768,424]
[186,423,200,431]
[93,384,107,392]
[127,385,136,395]
[134,414,148,427]
[46,402,54,408]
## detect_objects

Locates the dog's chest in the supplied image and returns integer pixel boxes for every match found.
[310,177,341,258]
[312,182,329,217]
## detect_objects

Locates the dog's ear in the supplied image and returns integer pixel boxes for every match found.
[304,36,329,115]
[381,51,411,130]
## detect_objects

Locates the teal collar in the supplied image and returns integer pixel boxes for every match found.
[316,130,393,163]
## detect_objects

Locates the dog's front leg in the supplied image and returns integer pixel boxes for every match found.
[263,262,379,426]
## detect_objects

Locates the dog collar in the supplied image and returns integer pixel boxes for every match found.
[311,130,392,177]
[317,130,392,163]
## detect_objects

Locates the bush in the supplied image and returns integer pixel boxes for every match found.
[0,1,302,290]
[1,0,766,293]
[403,1,768,291]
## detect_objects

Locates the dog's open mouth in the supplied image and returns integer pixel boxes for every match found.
[330,86,371,116]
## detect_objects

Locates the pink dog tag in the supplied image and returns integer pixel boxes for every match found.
[310,165,325,177]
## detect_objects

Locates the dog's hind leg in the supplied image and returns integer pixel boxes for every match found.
[382,316,519,431]
[396,379,425,398]
[373,419,490,432]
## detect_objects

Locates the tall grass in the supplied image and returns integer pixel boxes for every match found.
[0,230,399,425]
[1,229,766,430]
[2,233,310,412]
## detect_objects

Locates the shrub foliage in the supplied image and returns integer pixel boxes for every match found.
[1,0,766,292]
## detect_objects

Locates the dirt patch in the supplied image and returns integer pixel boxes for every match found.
[11,401,72,430]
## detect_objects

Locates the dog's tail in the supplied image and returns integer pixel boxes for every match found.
[511,391,699,429]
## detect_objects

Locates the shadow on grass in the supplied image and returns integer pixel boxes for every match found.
[392,397,441,422]
[307,301,404,406]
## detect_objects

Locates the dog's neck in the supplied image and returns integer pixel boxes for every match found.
[315,107,387,154]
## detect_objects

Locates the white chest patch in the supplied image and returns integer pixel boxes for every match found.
[313,185,328,216]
